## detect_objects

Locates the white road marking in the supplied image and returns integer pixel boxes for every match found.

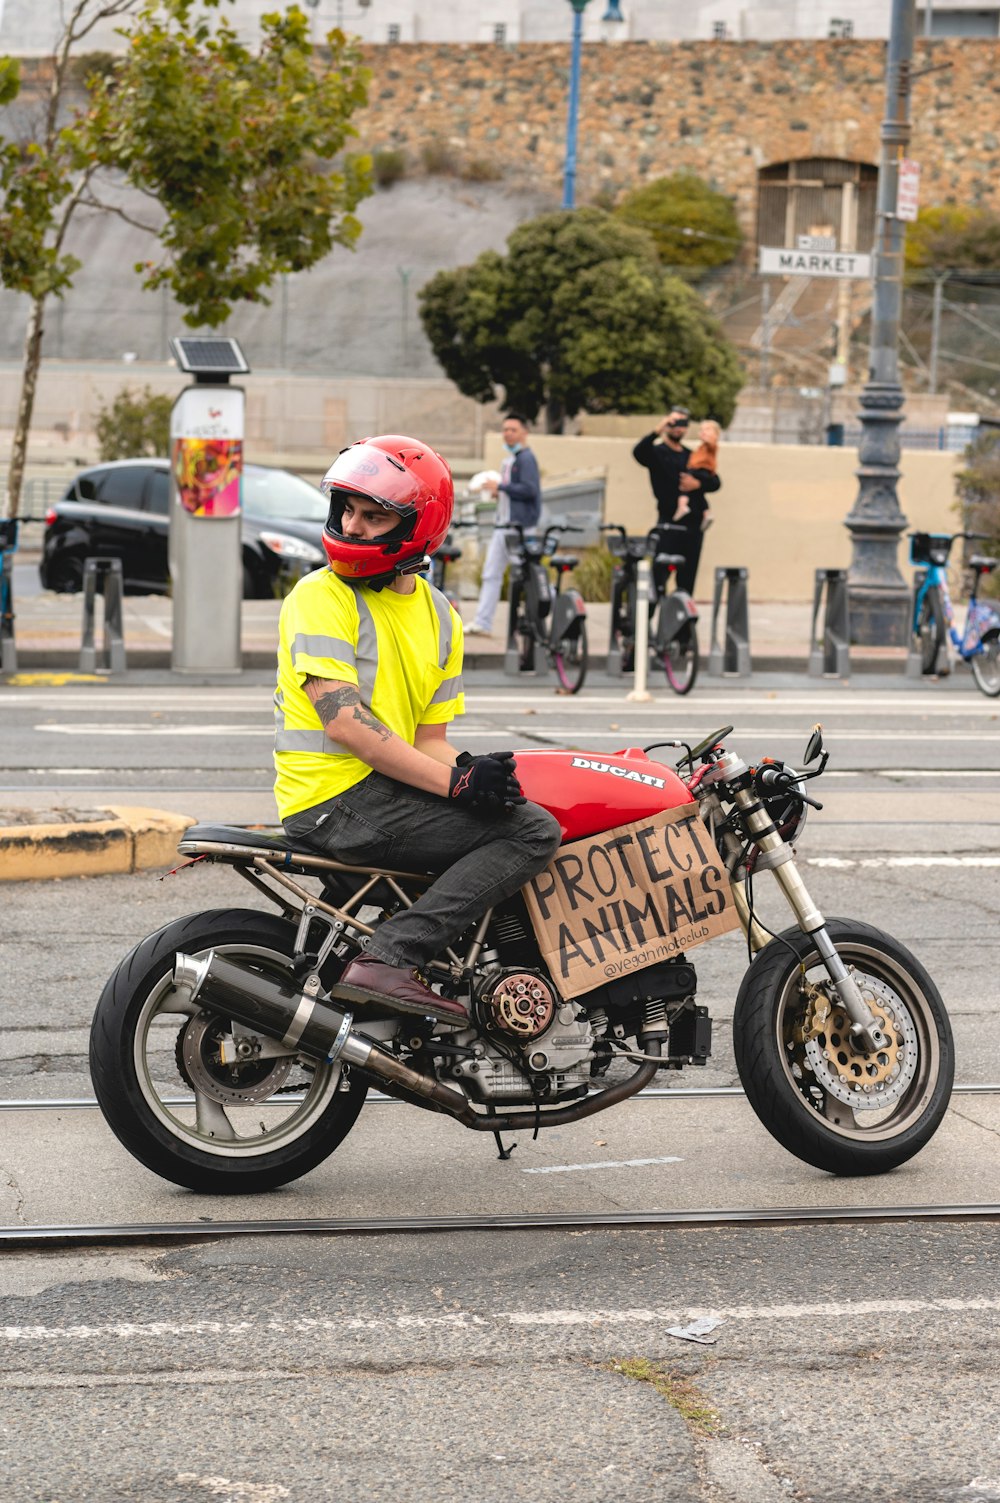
[522,1156,683,1175]
[38,724,272,736]
[809,855,1000,868]
[5,1295,1000,1344]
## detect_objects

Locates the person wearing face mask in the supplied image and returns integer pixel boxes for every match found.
[632,407,722,596]
[467,412,542,636]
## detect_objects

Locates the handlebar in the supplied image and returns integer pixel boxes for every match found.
[502,521,583,554]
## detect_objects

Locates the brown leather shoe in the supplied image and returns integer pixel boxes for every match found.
[334,956,468,1024]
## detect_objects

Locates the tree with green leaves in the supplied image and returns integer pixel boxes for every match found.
[0,0,371,519]
[614,172,742,280]
[905,204,1000,277]
[95,384,172,460]
[419,207,744,432]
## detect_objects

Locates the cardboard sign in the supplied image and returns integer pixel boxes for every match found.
[523,804,740,1001]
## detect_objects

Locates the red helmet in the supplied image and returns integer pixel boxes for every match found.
[320,435,454,584]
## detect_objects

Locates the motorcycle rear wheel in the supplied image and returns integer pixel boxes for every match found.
[733,918,953,1176]
[89,908,368,1193]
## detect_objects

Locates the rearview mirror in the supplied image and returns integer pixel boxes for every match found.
[804,724,824,766]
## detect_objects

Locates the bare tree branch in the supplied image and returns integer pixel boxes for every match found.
[78,192,158,235]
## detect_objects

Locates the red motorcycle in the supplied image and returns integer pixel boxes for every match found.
[90,725,954,1192]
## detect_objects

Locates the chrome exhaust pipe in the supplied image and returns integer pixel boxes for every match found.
[172,950,474,1115]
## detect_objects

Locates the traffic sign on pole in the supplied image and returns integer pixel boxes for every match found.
[897,158,921,221]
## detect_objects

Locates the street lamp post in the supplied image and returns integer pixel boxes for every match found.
[562,1,624,210]
[844,0,916,646]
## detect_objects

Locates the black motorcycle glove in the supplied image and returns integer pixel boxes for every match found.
[449,750,525,812]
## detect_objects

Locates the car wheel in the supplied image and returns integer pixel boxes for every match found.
[46,558,84,594]
[242,561,262,600]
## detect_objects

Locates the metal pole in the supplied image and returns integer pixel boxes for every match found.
[626,557,652,702]
[844,0,916,647]
[760,279,771,393]
[928,272,945,395]
[562,1,588,210]
[399,267,411,366]
[280,275,288,371]
[923,1,933,36]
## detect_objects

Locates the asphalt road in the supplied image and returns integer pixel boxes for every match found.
[2,674,1000,1502]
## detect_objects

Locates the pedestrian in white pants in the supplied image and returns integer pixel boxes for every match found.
[468,414,542,636]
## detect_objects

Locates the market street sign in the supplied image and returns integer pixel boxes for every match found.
[759,246,872,279]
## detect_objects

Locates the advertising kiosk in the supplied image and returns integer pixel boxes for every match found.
[168,336,249,673]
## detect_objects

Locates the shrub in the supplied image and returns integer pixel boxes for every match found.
[957,429,1000,597]
[95,386,172,461]
[460,156,504,183]
[372,148,407,188]
[566,544,615,603]
[421,137,458,175]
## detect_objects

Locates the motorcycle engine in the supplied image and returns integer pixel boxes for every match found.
[445,966,598,1104]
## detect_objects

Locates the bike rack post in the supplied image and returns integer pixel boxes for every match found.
[80,556,127,674]
[606,610,623,677]
[808,568,851,678]
[626,557,653,702]
[0,519,16,675]
[905,567,949,677]
[707,567,751,677]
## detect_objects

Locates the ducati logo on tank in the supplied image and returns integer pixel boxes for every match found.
[524,804,739,1000]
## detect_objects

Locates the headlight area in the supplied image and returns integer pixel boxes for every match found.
[258,531,324,564]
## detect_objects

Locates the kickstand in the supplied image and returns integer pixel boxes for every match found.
[492,1131,517,1161]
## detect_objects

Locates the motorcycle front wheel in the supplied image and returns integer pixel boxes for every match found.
[89,908,368,1193]
[733,918,953,1176]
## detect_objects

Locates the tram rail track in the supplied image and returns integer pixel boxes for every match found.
[5,1087,997,1250]
[4,1202,1000,1250]
[2,1082,998,1111]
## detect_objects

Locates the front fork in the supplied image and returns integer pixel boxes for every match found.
[704,758,888,1053]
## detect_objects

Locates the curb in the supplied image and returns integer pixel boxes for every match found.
[0,806,196,881]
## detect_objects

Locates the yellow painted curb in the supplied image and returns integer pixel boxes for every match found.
[0,807,196,881]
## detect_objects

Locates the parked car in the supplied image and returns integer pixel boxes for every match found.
[39,459,328,599]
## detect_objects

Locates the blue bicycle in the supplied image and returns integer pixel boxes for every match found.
[909,530,1000,696]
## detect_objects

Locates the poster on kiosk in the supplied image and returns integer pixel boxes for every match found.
[168,350,246,673]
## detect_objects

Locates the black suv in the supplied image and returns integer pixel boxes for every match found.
[40,459,328,598]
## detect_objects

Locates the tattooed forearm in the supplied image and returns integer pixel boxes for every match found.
[350,702,393,741]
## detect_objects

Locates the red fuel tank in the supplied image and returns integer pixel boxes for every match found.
[513,748,692,842]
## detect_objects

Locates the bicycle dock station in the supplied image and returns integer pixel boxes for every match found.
[79,556,127,675]
[808,568,851,678]
[0,519,16,676]
[707,566,752,677]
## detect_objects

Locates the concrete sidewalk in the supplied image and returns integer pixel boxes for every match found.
[2,569,905,677]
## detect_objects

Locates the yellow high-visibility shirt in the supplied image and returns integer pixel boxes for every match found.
[273,568,465,820]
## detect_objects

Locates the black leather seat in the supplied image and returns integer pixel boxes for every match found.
[548,554,579,571]
[177,822,431,881]
[969,555,999,573]
[654,552,686,568]
[178,823,307,855]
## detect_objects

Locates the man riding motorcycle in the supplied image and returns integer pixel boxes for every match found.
[274,434,562,1024]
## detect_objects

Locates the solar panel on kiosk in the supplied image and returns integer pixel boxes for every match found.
[170,336,250,377]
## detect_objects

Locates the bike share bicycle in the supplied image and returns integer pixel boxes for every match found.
[909,530,1000,696]
[502,522,588,694]
[601,522,700,694]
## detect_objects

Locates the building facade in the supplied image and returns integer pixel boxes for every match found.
[2,0,998,54]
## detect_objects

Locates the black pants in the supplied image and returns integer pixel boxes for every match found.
[652,522,703,598]
[283,772,562,968]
